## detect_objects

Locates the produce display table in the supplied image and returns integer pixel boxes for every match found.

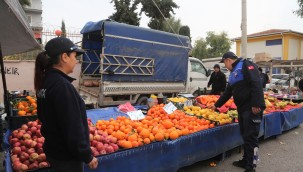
[4,107,303,172]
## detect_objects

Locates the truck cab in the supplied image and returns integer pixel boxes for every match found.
[187,57,210,96]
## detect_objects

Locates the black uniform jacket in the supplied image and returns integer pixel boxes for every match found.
[37,68,93,163]
[215,58,265,113]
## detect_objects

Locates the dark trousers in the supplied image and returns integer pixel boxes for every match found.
[46,156,84,172]
[238,110,262,170]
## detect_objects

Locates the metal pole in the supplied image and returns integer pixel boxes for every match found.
[0,43,10,116]
[241,0,247,59]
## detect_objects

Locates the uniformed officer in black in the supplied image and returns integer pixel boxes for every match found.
[211,51,265,172]
[207,64,226,95]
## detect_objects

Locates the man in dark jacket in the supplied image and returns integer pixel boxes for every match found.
[258,67,269,90]
[211,52,265,172]
[207,64,227,95]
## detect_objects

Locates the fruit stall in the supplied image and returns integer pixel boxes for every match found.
[3,95,303,172]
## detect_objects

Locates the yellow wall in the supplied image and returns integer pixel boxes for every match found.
[235,32,303,60]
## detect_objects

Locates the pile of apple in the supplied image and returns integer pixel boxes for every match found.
[9,120,49,171]
[88,123,119,156]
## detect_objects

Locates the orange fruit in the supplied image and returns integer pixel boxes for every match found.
[155,133,165,142]
[143,138,151,144]
[18,110,26,116]
[169,130,179,140]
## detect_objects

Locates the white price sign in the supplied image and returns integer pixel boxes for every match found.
[127,110,145,120]
[163,102,177,114]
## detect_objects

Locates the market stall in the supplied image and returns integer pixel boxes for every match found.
[4,100,303,172]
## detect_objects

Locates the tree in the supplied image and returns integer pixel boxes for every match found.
[19,0,30,7]
[179,25,191,42]
[205,31,231,58]
[138,0,179,30]
[61,20,66,38]
[191,38,208,59]
[191,31,232,59]
[294,0,303,18]
[162,17,181,33]
[109,0,140,26]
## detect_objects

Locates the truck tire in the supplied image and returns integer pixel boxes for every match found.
[136,96,149,105]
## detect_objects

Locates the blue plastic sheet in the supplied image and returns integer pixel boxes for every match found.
[86,107,128,125]
[4,107,303,172]
[281,107,303,131]
[263,111,282,139]
[83,124,243,172]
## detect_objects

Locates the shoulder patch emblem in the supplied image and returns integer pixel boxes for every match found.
[248,66,254,70]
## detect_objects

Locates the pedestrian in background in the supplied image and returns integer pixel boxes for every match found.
[211,51,265,172]
[207,64,226,95]
[258,67,269,90]
[34,37,98,172]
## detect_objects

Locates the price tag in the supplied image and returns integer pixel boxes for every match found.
[127,110,145,120]
[163,102,177,114]
[184,100,193,106]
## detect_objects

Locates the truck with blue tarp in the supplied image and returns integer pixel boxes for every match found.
[79,19,210,107]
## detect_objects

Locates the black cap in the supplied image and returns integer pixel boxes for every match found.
[220,51,238,63]
[45,37,85,57]
[213,64,220,69]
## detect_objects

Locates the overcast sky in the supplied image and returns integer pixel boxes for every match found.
[42,0,303,50]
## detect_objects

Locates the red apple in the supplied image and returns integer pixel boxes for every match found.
[23,160,30,166]
[21,163,29,171]
[23,133,31,140]
[10,138,18,145]
[13,142,21,147]
[28,162,39,170]
[110,143,119,151]
[105,145,114,153]
[19,152,29,162]
[36,138,44,144]
[12,147,21,155]
[36,125,41,130]
[17,132,24,139]
[21,124,28,131]
[36,148,44,154]
[27,148,35,154]
[37,153,46,162]
[27,121,33,127]
[36,143,43,149]
[29,153,39,162]
[93,135,101,141]
[30,141,37,148]
[38,162,49,168]
[20,146,27,152]
[30,127,37,134]
[100,149,106,155]
[91,140,98,147]
[96,142,104,151]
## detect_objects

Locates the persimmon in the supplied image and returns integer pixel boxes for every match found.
[169,130,179,140]
[143,138,151,144]
[121,140,132,149]
[139,129,150,138]
[18,110,26,116]
[131,141,139,147]
[31,109,37,115]
[128,134,138,142]
[155,133,165,141]
[162,120,174,129]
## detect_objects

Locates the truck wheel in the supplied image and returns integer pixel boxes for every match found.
[136,96,149,105]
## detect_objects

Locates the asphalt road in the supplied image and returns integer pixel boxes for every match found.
[1,125,303,172]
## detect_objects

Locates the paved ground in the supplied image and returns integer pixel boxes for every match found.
[1,125,303,172]
[179,125,303,172]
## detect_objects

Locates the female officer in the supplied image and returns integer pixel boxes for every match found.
[34,37,98,172]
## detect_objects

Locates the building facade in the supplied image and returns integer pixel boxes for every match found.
[234,29,303,61]
[23,0,43,43]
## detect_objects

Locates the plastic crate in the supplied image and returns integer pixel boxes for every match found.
[8,115,38,130]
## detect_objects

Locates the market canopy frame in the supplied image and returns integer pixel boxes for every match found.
[0,0,41,115]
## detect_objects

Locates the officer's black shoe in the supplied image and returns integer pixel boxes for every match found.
[244,169,255,172]
[232,159,247,169]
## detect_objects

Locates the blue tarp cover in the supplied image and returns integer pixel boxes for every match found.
[80,20,190,82]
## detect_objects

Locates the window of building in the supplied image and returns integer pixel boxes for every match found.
[266,39,282,46]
